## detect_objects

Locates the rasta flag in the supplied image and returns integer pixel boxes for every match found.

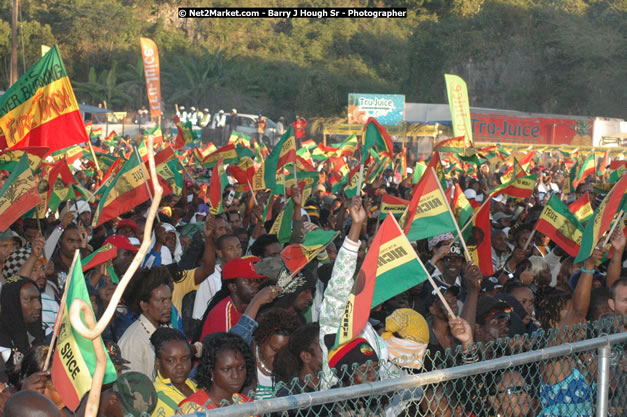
[490,174,538,199]
[569,192,594,224]
[575,174,627,263]
[361,117,394,163]
[269,198,294,245]
[0,146,49,172]
[202,143,238,168]
[92,151,150,227]
[332,134,358,157]
[174,116,197,149]
[51,257,117,411]
[434,136,465,154]
[0,45,88,151]
[573,153,596,188]
[379,194,409,220]
[335,214,429,348]
[264,126,297,190]
[281,230,339,275]
[534,195,583,258]
[0,154,41,232]
[208,158,229,215]
[446,183,473,241]
[81,243,117,272]
[402,167,457,241]
[500,155,530,184]
[468,199,494,277]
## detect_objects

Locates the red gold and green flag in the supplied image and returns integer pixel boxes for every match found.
[281,230,339,275]
[229,131,252,148]
[92,151,150,227]
[395,148,407,179]
[434,136,465,154]
[81,243,117,272]
[269,198,294,245]
[490,174,538,199]
[361,117,394,163]
[51,257,117,411]
[575,174,627,263]
[332,134,358,157]
[208,158,229,215]
[0,146,49,172]
[174,116,197,149]
[202,143,238,168]
[569,192,594,223]
[402,167,457,241]
[573,153,595,188]
[412,161,427,185]
[0,46,88,151]
[263,126,297,191]
[379,194,409,220]
[46,158,76,212]
[468,199,494,277]
[598,150,609,177]
[311,143,338,162]
[0,154,42,231]
[51,145,85,165]
[446,183,473,240]
[535,195,583,258]
[335,214,429,347]
[445,74,473,146]
[500,155,530,184]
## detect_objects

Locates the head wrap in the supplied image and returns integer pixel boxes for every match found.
[328,337,378,371]
[381,309,429,369]
[2,246,31,279]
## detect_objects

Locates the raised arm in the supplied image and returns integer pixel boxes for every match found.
[193,215,216,284]
[564,247,604,325]
[606,227,625,289]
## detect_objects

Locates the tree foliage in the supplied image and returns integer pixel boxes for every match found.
[0,0,624,120]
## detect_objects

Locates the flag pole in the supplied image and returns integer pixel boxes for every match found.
[601,210,624,247]
[133,140,160,223]
[42,248,80,371]
[247,179,259,206]
[430,167,472,262]
[355,164,364,197]
[523,229,536,251]
[87,140,101,172]
[410,247,457,320]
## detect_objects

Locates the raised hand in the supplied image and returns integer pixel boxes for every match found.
[291,185,303,207]
[349,196,367,226]
[449,317,474,347]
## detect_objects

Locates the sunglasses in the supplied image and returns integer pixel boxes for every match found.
[498,385,531,395]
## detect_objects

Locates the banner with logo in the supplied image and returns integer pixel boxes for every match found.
[139,37,162,119]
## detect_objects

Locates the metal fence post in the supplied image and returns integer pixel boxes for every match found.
[596,341,611,417]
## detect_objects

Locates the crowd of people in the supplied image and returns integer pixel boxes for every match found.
[0,126,625,417]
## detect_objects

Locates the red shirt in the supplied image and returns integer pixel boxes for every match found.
[179,390,251,412]
[200,296,242,341]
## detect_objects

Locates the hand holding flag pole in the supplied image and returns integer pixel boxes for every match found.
[523,230,536,251]
[67,134,163,417]
[601,210,624,247]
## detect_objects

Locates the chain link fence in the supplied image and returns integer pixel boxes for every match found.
[175,317,626,417]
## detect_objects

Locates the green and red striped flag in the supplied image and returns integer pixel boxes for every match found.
[202,143,238,168]
[46,158,76,212]
[500,156,529,184]
[569,192,594,223]
[281,230,339,275]
[434,136,465,154]
[264,126,297,191]
[229,131,252,148]
[0,154,41,231]
[598,150,609,177]
[51,256,117,411]
[208,159,229,215]
[332,134,358,157]
[379,194,409,220]
[367,154,392,184]
[490,174,538,199]
[174,116,197,149]
[92,151,150,227]
[573,153,595,188]
[0,146,49,172]
[269,198,294,245]
[402,167,457,241]
[81,243,117,272]
[0,46,88,151]
[335,214,429,347]
[51,145,85,165]
[446,183,473,240]
[361,117,394,163]
[535,195,583,258]
[575,174,627,263]
[344,164,363,198]
[468,199,494,277]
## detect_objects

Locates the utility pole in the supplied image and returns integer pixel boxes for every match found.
[10,0,19,85]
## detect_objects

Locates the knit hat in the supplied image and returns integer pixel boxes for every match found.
[112,372,157,416]
[328,337,378,371]
[2,246,31,278]
[304,205,320,220]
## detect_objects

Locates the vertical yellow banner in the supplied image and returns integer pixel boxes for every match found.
[445,74,474,146]
[139,37,162,119]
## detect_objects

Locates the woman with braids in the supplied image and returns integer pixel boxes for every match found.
[533,247,604,417]
[178,332,255,413]
[151,328,197,417]
[250,309,299,400]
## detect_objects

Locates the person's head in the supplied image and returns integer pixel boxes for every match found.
[233,227,249,253]
[272,323,321,385]
[216,234,243,263]
[491,229,509,254]
[151,328,192,386]
[513,228,532,250]
[506,282,535,318]
[75,200,92,227]
[130,266,172,326]
[222,257,266,305]
[249,234,281,259]
[22,219,43,244]
[102,235,139,277]
[476,297,512,342]
[59,224,81,259]
[608,277,627,317]
[326,242,338,263]
[116,219,138,238]
[328,337,379,386]
[227,211,243,229]
[273,268,317,313]
[196,332,255,396]
[4,390,61,417]
[214,217,229,240]
[108,372,158,417]
[534,286,572,329]
[428,286,460,320]
[529,256,551,287]
[488,370,532,417]
[534,231,550,247]
[253,309,299,373]
[587,287,611,322]
[439,244,465,282]
[0,230,17,262]
[514,259,533,285]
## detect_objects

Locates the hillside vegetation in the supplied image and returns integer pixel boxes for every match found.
[0,0,625,121]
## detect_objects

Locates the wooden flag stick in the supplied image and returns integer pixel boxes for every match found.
[431,167,472,262]
[523,229,537,251]
[356,164,364,197]
[87,140,101,172]
[42,249,80,371]
[247,179,259,206]
[69,133,163,417]
[601,210,624,247]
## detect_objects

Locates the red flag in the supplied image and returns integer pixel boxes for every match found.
[469,199,494,277]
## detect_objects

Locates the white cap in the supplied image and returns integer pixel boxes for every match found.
[464,189,477,200]
[191,106,196,111]
[232,108,237,113]
[492,194,506,203]
[406,167,413,175]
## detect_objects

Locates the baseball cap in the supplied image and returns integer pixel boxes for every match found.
[426,285,460,307]
[444,242,464,258]
[476,297,512,325]
[481,276,504,293]
[116,219,138,235]
[222,257,267,281]
[103,235,139,253]
[492,212,512,223]
[112,372,157,416]
[254,257,284,281]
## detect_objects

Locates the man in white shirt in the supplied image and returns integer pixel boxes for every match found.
[118,267,173,378]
